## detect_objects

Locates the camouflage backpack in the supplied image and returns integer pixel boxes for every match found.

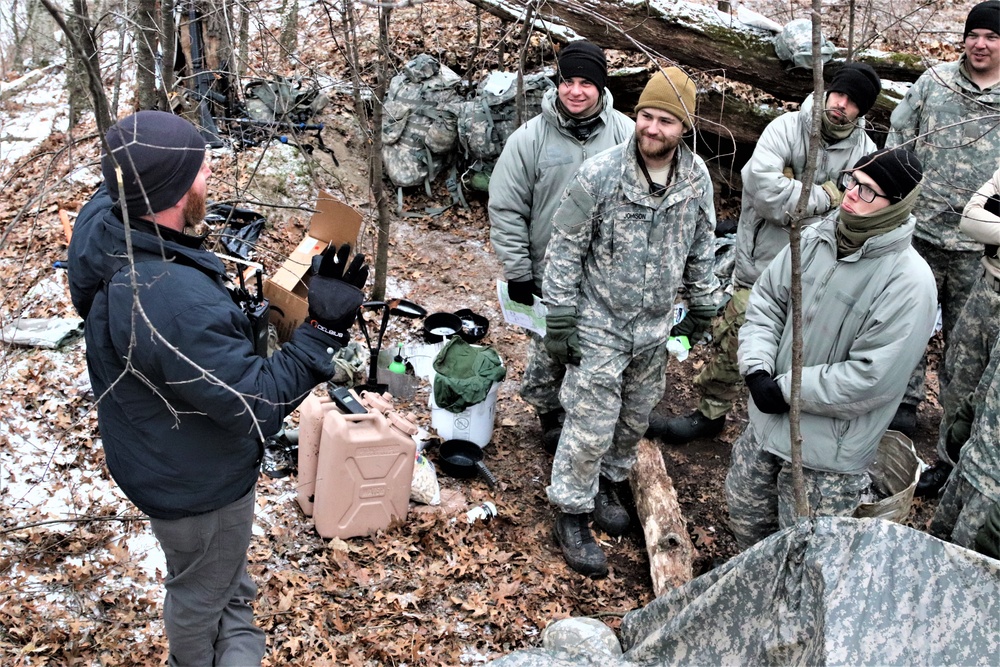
[773,19,836,69]
[456,71,554,191]
[243,77,328,124]
[381,54,463,196]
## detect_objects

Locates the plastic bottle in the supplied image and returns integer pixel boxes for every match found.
[388,344,407,374]
[667,335,691,362]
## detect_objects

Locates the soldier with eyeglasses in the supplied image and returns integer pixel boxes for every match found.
[726,147,937,550]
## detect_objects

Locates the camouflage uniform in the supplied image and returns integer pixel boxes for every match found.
[937,167,1000,463]
[886,56,1000,404]
[930,333,1000,548]
[695,94,875,419]
[490,88,634,415]
[543,139,720,513]
[725,427,870,549]
[730,213,937,549]
[692,287,750,419]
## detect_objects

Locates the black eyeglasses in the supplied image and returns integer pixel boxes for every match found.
[840,173,890,204]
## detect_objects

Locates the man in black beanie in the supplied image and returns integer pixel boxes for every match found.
[726,147,937,549]
[887,0,1000,485]
[648,63,881,445]
[67,111,368,666]
[490,41,633,455]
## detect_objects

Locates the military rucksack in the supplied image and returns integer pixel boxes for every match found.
[244,77,328,124]
[456,71,554,191]
[381,54,463,197]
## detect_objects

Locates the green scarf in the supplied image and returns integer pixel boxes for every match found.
[820,112,856,144]
[835,186,921,258]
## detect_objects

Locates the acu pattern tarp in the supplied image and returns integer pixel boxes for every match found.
[489,517,999,666]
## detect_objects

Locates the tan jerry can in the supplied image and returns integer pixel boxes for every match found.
[296,393,336,517]
[312,410,415,539]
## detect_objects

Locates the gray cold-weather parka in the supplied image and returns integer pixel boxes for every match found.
[733,94,876,289]
[739,214,937,474]
[488,87,634,289]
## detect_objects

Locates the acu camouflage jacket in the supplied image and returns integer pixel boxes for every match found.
[542,139,721,353]
[887,57,1000,252]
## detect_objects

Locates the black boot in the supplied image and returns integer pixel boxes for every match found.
[538,410,564,455]
[593,477,630,536]
[915,460,954,498]
[553,512,608,577]
[646,410,725,445]
[889,403,918,437]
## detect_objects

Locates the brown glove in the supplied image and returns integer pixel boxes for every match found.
[782,167,794,179]
[822,180,843,209]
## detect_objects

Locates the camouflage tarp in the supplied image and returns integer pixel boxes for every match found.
[489,517,999,666]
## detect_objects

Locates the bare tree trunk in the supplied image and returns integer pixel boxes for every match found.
[784,0,828,520]
[370,6,393,301]
[514,3,534,126]
[847,0,857,62]
[280,0,299,62]
[64,2,91,127]
[40,0,112,134]
[133,0,164,110]
[237,0,251,80]
[160,0,177,102]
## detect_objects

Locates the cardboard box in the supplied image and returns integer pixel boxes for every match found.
[263,190,362,342]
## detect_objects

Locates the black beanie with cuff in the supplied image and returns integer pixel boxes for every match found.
[101,111,207,216]
[555,40,608,91]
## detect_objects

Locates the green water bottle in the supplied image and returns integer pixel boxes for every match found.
[388,344,407,374]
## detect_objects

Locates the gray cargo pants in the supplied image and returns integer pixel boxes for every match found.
[148,488,266,667]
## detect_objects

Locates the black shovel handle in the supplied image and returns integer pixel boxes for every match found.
[475,461,497,489]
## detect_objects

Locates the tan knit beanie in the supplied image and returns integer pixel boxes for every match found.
[634,67,697,130]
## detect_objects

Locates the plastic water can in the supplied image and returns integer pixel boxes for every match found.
[312,410,416,539]
[296,393,336,516]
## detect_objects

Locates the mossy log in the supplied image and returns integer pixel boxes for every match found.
[466,0,925,104]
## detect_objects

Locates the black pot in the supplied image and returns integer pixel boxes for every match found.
[435,439,497,488]
[455,308,489,343]
[423,312,463,344]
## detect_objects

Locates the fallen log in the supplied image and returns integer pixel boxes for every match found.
[628,438,697,596]
[467,0,926,104]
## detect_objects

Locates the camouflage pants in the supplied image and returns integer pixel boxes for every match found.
[929,470,996,549]
[903,239,981,406]
[936,273,1000,463]
[725,427,870,551]
[520,330,566,415]
[694,287,751,420]
[547,338,668,514]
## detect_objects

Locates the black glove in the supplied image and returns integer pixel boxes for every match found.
[985,193,1000,217]
[507,278,537,306]
[544,313,581,366]
[745,370,789,414]
[306,243,368,346]
[670,303,718,340]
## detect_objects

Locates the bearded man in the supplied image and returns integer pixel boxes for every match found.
[540,68,722,577]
